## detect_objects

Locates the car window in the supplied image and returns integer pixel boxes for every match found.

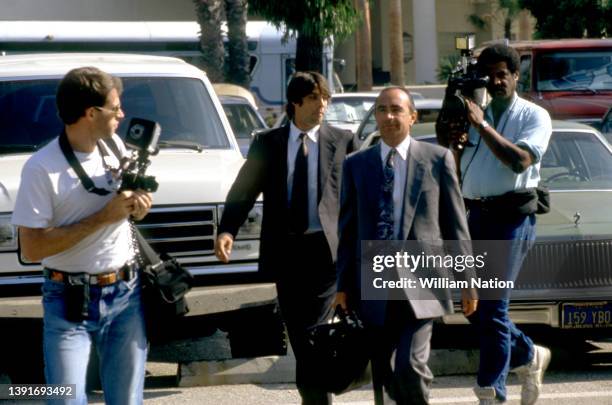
[540,131,612,190]
[0,77,231,154]
[357,107,377,141]
[518,55,531,93]
[535,50,612,92]
[222,103,266,139]
[325,98,375,124]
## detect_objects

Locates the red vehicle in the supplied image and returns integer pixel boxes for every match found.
[483,39,612,127]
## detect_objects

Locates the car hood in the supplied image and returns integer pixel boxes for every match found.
[0,150,245,212]
[537,92,612,120]
[536,190,612,239]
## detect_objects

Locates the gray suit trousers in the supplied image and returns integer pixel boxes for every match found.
[371,300,434,405]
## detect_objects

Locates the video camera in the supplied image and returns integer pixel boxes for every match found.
[436,34,489,150]
[118,118,161,192]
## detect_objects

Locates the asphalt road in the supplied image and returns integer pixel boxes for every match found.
[87,368,612,404]
[2,340,612,404]
[89,342,612,404]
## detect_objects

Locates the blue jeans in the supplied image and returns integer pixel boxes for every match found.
[42,275,147,405]
[467,208,536,401]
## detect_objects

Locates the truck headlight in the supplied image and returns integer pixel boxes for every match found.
[0,215,18,251]
[217,203,262,240]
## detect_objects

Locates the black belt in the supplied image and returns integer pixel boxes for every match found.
[464,189,538,216]
[44,262,139,286]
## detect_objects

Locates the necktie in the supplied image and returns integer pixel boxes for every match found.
[377,148,396,240]
[290,133,309,234]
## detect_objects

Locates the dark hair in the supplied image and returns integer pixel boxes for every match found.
[376,86,416,113]
[285,71,330,120]
[477,43,520,74]
[56,66,123,125]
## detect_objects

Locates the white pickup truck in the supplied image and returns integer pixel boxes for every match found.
[0,53,283,368]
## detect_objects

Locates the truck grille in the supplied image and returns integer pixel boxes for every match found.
[135,206,216,257]
[517,239,612,289]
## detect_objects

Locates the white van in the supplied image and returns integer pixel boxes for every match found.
[0,54,285,370]
[0,20,337,122]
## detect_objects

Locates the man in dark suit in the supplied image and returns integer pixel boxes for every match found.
[335,87,478,404]
[215,71,355,404]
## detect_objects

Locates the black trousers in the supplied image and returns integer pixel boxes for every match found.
[275,231,336,405]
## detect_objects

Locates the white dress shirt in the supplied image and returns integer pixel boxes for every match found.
[380,136,411,239]
[287,122,322,232]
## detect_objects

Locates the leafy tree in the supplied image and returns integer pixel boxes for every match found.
[249,0,359,72]
[437,54,460,83]
[498,0,521,39]
[519,0,611,38]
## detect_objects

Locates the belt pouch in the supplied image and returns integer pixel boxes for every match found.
[64,278,90,322]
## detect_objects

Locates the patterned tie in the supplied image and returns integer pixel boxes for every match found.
[377,148,396,240]
[290,133,309,234]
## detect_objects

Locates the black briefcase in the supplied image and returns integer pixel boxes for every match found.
[305,307,371,395]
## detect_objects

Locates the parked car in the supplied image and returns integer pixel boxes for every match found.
[0,53,284,367]
[478,39,612,128]
[361,120,612,344]
[355,97,443,141]
[218,95,268,156]
[273,92,378,133]
[323,92,378,133]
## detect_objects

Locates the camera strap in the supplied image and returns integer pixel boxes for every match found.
[58,130,116,196]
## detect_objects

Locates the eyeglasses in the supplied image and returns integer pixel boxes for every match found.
[94,105,123,115]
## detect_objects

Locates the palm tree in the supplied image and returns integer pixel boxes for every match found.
[389,0,404,85]
[354,0,373,91]
[225,0,250,87]
[194,0,225,83]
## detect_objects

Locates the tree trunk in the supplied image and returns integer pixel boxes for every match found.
[355,0,373,91]
[295,32,323,73]
[225,0,250,87]
[504,16,512,39]
[388,0,404,86]
[194,0,225,83]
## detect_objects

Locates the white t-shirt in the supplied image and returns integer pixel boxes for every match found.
[12,134,135,274]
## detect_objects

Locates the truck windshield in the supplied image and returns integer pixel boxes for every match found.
[0,76,230,154]
[535,50,612,92]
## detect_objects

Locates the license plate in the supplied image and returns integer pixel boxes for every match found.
[561,302,612,329]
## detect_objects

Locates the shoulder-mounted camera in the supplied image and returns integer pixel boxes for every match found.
[436,34,489,150]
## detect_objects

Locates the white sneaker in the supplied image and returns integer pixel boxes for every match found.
[473,386,505,404]
[512,344,551,405]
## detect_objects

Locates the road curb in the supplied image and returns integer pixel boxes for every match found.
[178,348,479,387]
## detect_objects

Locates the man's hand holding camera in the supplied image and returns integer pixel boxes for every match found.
[464,98,486,130]
[99,190,152,224]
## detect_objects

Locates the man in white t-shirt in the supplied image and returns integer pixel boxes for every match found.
[12,67,152,405]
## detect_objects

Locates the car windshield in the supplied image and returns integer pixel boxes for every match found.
[535,50,612,92]
[540,131,612,190]
[0,77,230,154]
[325,98,375,124]
[222,103,266,139]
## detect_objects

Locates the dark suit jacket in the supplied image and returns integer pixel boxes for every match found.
[219,123,355,278]
[337,139,473,326]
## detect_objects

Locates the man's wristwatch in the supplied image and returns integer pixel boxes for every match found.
[478,120,490,131]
